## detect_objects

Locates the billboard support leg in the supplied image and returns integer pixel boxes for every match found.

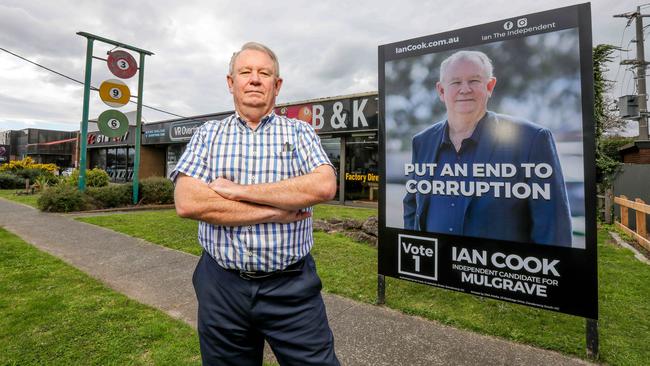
[586,318,599,359]
[377,274,385,305]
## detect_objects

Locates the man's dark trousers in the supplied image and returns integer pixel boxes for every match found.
[193,251,340,366]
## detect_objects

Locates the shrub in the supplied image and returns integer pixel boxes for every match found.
[86,184,132,209]
[32,175,51,192]
[37,185,86,212]
[69,168,110,187]
[13,168,59,186]
[0,172,24,189]
[87,168,110,187]
[139,177,174,204]
[56,175,77,187]
[42,173,60,185]
[0,157,58,174]
[14,168,46,182]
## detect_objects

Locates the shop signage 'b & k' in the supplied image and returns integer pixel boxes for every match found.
[275,97,378,133]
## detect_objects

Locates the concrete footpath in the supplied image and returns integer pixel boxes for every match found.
[0,198,593,366]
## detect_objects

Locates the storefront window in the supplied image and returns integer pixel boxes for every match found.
[106,148,117,181]
[90,149,106,170]
[114,148,127,182]
[167,144,186,178]
[99,147,135,182]
[320,137,341,201]
[344,133,379,202]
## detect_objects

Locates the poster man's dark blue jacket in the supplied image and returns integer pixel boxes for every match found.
[403,111,573,246]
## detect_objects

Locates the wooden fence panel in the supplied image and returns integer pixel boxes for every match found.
[614,195,650,252]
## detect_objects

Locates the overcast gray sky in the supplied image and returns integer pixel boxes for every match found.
[0,0,642,132]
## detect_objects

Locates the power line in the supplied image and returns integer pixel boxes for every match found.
[614,23,630,95]
[623,68,635,95]
[614,5,650,139]
[0,47,186,118]
[1,47,87,87]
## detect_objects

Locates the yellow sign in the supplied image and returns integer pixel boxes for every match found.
[345,172,379,183]
[99,79,131,108]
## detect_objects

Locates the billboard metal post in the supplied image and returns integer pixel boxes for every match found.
[377,274,386,305]
[586,318,599,359]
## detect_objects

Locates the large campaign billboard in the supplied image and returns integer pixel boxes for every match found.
[378,4,597,318]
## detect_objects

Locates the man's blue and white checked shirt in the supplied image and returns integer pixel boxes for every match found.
[171,112,333,272]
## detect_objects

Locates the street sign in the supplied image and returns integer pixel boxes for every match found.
[97,109,129,137]
[107,50,137,79]
[99,79,131,107]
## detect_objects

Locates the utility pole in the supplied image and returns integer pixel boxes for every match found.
[615,7,650,140]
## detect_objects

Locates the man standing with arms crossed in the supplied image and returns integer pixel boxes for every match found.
[173,42,340,366]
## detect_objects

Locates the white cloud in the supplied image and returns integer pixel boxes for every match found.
[0,0,642,132]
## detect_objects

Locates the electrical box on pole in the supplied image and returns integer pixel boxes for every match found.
[619,95,640,119]
[614,7,650,140]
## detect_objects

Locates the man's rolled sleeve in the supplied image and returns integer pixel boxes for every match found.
[170,124,211,184]
[295,122,334,174]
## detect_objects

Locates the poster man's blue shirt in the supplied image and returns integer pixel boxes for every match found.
[403,111,573,246]
[425,114,487,234]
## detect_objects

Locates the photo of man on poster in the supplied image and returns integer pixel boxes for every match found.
[402,50,572,246]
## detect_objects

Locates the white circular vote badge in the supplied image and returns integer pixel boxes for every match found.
[99,79,131,108]
[97,109,129,138]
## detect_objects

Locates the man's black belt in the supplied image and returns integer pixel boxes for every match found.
[230,257,306,281]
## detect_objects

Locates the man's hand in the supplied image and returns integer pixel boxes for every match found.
[270,208,312,224]
[209,177,242,201]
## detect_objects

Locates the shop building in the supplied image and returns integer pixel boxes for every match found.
[0,128,77,168]
[86,92,379,204]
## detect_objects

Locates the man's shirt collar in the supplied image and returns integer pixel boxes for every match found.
[440,112,488,149]
[235,110,276,131]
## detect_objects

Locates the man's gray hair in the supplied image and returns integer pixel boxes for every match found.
[439,50,493,81]
[229,42,280,77]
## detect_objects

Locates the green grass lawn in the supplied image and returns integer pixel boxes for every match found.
[80,210,202,255]
[76,207,650,365]
[313,204,376,221]
[0,227,201,365]
[75,204,377,257]
[0,189,41,208]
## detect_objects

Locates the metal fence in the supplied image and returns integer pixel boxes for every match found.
[611,164,650,250]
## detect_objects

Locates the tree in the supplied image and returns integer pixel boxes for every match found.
[593,44,626,183]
